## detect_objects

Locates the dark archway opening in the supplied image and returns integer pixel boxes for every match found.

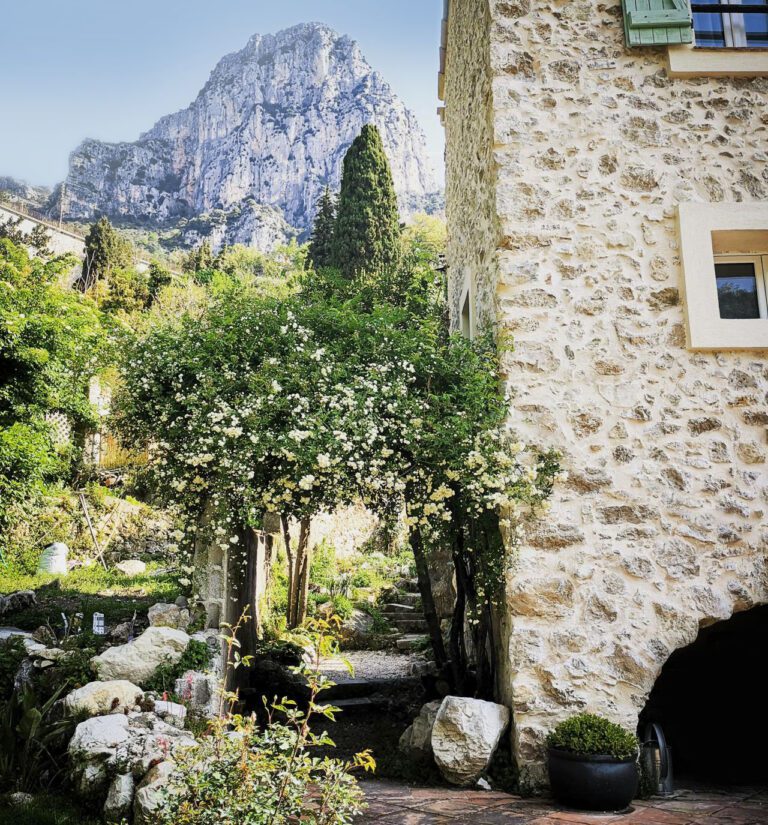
[639,604,768,786]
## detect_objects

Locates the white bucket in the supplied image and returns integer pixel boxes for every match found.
[37,542,69,575]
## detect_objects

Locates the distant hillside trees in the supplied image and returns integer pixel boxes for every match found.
[330,124,401,279]
[0,216,51,257]
[308,187,336,269]
[79,216,134,291]
[181,240,214,276]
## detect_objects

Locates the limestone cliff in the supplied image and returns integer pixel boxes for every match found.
[55,22,440,249]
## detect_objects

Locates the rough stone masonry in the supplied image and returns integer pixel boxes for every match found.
[443,0,768,787]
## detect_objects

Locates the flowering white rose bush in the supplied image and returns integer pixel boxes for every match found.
[115,269,560,695]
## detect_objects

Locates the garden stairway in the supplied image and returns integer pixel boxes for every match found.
[381,578,431,652]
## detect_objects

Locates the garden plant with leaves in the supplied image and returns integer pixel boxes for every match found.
[155,613,373,825]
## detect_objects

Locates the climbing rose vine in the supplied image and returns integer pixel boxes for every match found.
[115,281,561,677]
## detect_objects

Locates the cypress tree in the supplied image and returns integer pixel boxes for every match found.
[308,187,336,269]
[79,216,133,292]
[331,124,401,279]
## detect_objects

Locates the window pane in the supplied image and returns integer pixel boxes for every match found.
[715,262,761,319]
[745,0,768,46]
[694,0,727,46]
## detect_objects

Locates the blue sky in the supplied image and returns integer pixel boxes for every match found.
[0,0,445,187]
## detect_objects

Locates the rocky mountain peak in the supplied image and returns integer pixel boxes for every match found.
[56,22,440,250]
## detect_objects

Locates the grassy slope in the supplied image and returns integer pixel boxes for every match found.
[0,565,180,631]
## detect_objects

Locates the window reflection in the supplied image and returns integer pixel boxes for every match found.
[715,263,761,319]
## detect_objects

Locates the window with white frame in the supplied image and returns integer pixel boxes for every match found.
[693,0,768,47]
[714,255,768,318]
[677,203,768,350]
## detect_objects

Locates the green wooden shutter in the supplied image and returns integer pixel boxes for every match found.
[621,0,693,47]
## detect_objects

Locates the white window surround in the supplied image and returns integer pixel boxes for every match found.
[667,42,768,76]
[678,202,768,350]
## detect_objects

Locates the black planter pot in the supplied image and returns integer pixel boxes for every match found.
[547,747,639,812]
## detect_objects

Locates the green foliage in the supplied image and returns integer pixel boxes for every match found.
[308,186,337,270]
[181,240,214,274]
[401,213,447,269]
[144,639,212,693]
[331,124,401,279]
[0,684,74,793]
[79,217,134,291]
[0,637,26,701]
[0,794,100,825]
[156,616,371,825]
[97,266,150,315]
[546,713,639,760]
[252,638,304,666]
[330,593,353,620]
[361,604,389,634]
[310,540,337,590]
[0,238,110,567]
[0,215,51,256]
[147,261,173,302]
[0,562,180,630]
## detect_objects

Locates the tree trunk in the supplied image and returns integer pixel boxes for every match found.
[294,517,312,627]
[227,526,262,698]
[409,528,447,668]
[281,515,295,627]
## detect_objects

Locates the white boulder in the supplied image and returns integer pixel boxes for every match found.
[399,700,442,760]
[63,680,144,718]
[148,602,190,631]
[431,696,510,786]
[68,714,132,798]
[92,626,190,684]
[174,669,220,716]
[115,560,147,576]
[103,773,135,822]
[340,609,374,642]
[134,760,176,825]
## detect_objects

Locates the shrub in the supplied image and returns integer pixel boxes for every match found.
[0,684,74,793]
[0,637,26,701]
[155,614,372,825]
[546,713,639,760]
[144,639,212,694]
[253,638,304,667]
[331,594,353,620]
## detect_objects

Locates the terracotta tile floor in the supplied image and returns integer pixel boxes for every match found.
[357,781,768,825]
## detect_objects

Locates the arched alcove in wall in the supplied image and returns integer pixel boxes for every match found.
[639,604,768,785]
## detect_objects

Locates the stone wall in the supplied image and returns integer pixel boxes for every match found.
[444,0,768,788]
[444,0,501,331]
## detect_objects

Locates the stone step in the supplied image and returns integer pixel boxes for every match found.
[389,619,429,634]
[391,592,421,607]
[322,679,377,701]
[328,697,378,714]
[396,634,430,652]
[381,603,417,614]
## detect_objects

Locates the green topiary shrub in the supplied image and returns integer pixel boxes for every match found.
[546,713,639,760]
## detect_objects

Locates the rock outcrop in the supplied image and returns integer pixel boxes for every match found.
[148,602,190,631]
[56,22,440,250]
[63,680,144,718]
[431,696,510,786]
[399,700,442,761]
[92,626,190,684]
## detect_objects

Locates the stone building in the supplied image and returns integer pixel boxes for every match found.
[439,0,768,786]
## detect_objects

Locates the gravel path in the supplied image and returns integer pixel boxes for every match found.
[319,649,425,682]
